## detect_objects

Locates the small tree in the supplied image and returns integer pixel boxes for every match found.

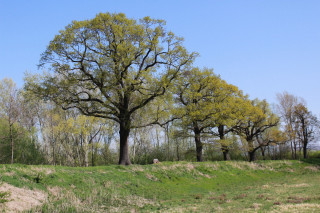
[232,99,279,162]
[0,78,20,164]
[293,103,318,159]
[276,91,300,159]
[26,12,196,165]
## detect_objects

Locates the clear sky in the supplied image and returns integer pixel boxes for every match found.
[0,0,319,115]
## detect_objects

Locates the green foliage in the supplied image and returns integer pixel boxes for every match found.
[26,12,196,124]
[0,118,45,164]
[232,99,281,160]
[25,12,197,165]
[174,67,242,128]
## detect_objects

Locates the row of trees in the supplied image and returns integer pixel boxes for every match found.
[0,76,318,165]
[1,13,319,165]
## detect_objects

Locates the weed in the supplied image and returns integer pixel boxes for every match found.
[0,191,10,203]
[33,173,42,183]
[194,194,202,199]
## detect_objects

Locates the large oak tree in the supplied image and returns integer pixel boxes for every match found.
[26,13,196,165]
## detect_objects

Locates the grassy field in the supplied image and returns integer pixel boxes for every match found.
[0,159,320,212]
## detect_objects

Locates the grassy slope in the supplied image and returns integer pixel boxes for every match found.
[0,159,320,212]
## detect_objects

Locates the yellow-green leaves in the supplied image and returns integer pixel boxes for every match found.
[35,12,196,125]
[174,67,242,130]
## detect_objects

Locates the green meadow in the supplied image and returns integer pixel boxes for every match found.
[1,159,320,212]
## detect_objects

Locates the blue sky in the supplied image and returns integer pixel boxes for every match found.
[0,0,319,115]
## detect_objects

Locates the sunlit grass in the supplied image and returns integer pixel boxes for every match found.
[0,160,319,212]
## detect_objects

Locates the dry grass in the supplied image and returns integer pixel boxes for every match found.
[131,165,144,172]
[47,186,63,197]
[146,173,159,181]
[251,203,262,210]
[12,166,55,176]
[0,183,47,212]
[305,166,319,172]
[287,183,310,188]
[272,203,320,213]
[125,195,158,208]
[225,161,276,172]
[3,171,15,176]
[286,196,311,204]
[1,160,319,212]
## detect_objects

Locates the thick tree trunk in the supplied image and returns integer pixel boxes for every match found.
[260,146,265,160]
[223,149,231,161]
[248,151,255,162]
[247,139,255,162]
[193,123,203,162]
[118,119,131,165]
[176,142,180,161]
[218,125,231,161]
[303,143,307,159]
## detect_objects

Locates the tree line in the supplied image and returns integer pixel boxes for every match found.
[0,13,319,165]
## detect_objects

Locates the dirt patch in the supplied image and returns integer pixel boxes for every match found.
[251,203,262,210]
[125,195,158,208]
[0,183,47,212]
[47,186,62,197]
[272,203,320,212]
[30,166,55,175]
[185,163,195,171]
[287,183,310,188]
[131,165,144,172]
[146,173,159,181]
[305,166,319,172]
[3,172,15,176]
[228,161,273,171]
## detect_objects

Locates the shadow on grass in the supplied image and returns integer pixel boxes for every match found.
[300,158,320,165]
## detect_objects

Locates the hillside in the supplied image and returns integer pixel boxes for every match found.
[0,160,320,212]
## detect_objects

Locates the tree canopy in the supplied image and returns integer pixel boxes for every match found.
[173,67,242,161]
[25,12,196,165]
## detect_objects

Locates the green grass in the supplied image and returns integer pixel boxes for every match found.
[0,191,10,204]
[0,160,319,212]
